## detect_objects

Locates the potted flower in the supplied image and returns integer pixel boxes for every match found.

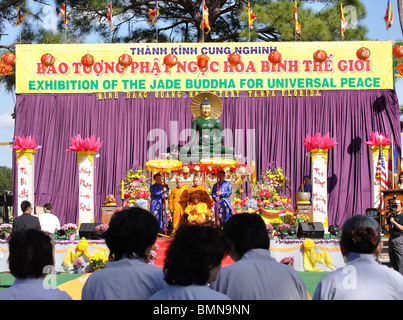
[61,223,78,240]
[276,223,290,239]
[94,224,109,239]
[73,259,85,274]
[266,223,274,238]
[280,256,295,268]
[0,224,12,240]
[89,258,106,271]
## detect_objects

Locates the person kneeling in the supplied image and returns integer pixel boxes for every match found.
[185,193,209,225]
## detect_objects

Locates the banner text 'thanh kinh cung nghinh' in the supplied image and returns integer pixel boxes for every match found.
[15,41,394,94]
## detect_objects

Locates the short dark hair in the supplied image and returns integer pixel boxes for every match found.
[341,215,381,254]
[163,223,227,286]
[8,229,53,279]
[104,207,159,261]
[21,200,31,213]
[43,203,52,211]
[223,213,270,258]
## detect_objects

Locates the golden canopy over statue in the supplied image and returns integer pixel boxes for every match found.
[180,92,234,164]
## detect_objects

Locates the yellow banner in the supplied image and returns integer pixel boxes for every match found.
[15,41,394,94]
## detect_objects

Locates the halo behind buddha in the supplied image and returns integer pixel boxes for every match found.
[190,92,223,119]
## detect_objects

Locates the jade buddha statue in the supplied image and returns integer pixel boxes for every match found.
[180,93,234,163]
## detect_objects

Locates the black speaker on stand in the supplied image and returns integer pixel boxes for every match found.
[79,223,101,239]
[297,222,324,238]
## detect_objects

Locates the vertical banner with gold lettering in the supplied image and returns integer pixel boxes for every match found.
[311,149,329,231]
[15,149,36,216]
[77,151,95,224]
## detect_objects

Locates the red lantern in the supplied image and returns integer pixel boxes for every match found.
[0,61,9,76]
[313,50,328,63]
[2,52,16,65]
[227,52,242,67]
[397,64,403,76]
[81,54,95,69]
[268,50,282,66]
[118,54,133,68]
[0,64,13,76]
[393,45,403,58]
[356,47,371,61]
[197,54,210,71]
[163,54,178,75]
[41,53,55,67]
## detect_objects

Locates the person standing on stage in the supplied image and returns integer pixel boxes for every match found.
[168,177,188,234]
[12,200,41,233]
[386,199,403,275]
[150,173,168,232]
[212,170,233,225]
[314,215,403,300]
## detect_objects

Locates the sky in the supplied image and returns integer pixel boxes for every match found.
[0,0,403,169]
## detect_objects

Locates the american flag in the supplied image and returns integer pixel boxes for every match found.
[376,148,388,190]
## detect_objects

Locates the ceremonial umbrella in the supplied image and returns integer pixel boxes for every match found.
[145,159,183,235]
[200,158,237,225]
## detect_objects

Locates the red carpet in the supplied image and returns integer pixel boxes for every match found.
[154,237,234,268]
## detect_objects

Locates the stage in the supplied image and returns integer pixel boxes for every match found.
[0,236,345,273]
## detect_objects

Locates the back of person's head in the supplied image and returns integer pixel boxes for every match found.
[341,215,381,254]
[21,200,31,213]
[104,207,159,261]
[223,213,269,258]
[163,223,227,286]
[43,203,52,211]
[8,229,53,279]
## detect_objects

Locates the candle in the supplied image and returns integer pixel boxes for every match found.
[121,180,124,200]
[301,183,304,192]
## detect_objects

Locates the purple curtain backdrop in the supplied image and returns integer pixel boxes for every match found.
[12,89,401,228]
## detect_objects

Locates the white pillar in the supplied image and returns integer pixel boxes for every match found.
[370,146,389,208]
[77,151,95,224]
[310,149,328,232]
[15,149,35,216]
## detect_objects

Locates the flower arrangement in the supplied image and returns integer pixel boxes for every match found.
[276,223,291,235]
[0,223,12,236]
[122,166,151,207]
[147,243,159,265]
[89,258,106,270]
[266,224,273,234]
[364,131,390,147]
[95,224,109,238]
[11,135,42,150]
[280,256,295,267]
[73,259,84,270]
[65,134,103,152]
[171,163,252,181]
[303,132,338,152]
[61,223,78,236]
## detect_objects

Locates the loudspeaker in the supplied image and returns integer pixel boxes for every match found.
[297,222,324,238]
[79,223,101,239]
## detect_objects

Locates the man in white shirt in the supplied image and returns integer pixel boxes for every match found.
[38,203,60,266]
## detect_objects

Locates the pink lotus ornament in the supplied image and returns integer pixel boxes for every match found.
[11,136,41,150]
[65,135,103,152]
[364,131,390,147]
[303,132,338,152]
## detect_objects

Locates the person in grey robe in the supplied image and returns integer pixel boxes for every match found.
[149,223,229,300]
[313,214,403,300]
[211,213,307,300]
[81,207,167,300]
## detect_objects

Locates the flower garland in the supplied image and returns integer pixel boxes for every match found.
[122,167,151,207]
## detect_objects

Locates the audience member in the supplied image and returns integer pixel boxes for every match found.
[0,229,71,300]
[81,207,167,300]
[149,223,229,300]
[211,213,307,300]
[38,203,60,264]
[12,200,41,232]
[313,215,403,300]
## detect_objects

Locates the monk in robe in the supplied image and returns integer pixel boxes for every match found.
[168,177,188,233]
[185,193,210,225]
[181,175,213,210]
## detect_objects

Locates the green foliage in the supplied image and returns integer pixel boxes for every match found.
[0,166,12,193]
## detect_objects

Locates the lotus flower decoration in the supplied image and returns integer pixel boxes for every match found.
[11,136,41,150]
[303,132,338,152]
[364,131,390,147]
[65,135,103,152]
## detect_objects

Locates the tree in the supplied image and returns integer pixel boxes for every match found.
[0,166,12,193]
[53,0,368,43]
